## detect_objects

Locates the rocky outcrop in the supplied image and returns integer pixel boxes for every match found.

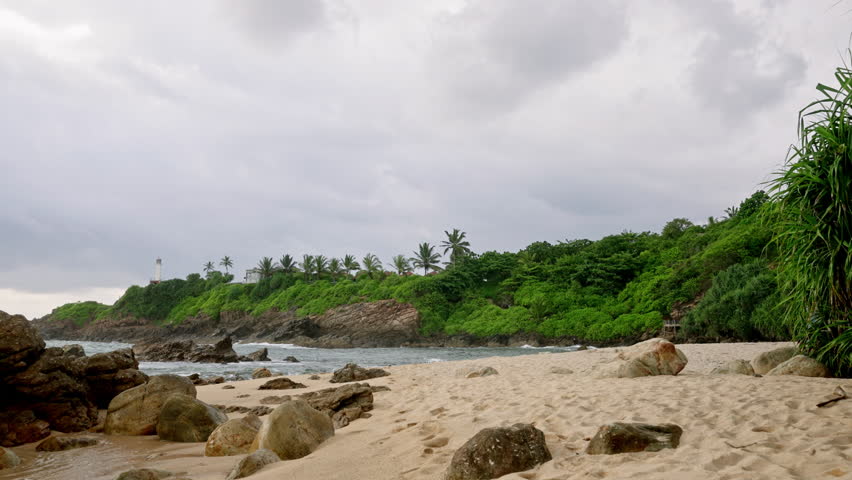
[711,359,755,376]
[586,422,683,454]
[0,311,46,375]
[258,377,306,390]
[456,366,498,378]
[85,348,148,408]
[156,394,228,442]
[766,355,830,377]
[226,449,280,480]
[595,338,687,378]
[61,344,86,357]
[0,410,51,447]
[299,383,373,428]
[205,415,262,457]
[104,374,196,435]
[187,373,225,386]
[134,337,239,363]
[238,348,270,362]
[251,399,334,460]
[752,346,798,375]
[329,363,390,383]
[35,435,98,451]
[446,424,552,480]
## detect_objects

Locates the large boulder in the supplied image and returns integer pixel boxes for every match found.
[586,422,683,454]
[258,377,306,390]
[252,368,272,379]
[85,348,148,408]
[104,375,196,435]
[205,414,262,456]
[751,346,798,375]
[36,435,98,451]
[157,394,227,442]
[710,359,755,376]
[0,311,45,376]
[0,409,51,447]
[3,347,98,432]
[596,338,687,378]
[766,355,831,377]
[133,337,239,363]
[445,423,551,480]
[226,449,280,480]
[238,348,270,362]
[329,363,390,383]
[299,383,373,428]
[251,399,334,460]
[0,446,20,470]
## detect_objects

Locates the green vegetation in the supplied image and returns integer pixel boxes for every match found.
[49,301,110,326]
[767,61,852,376]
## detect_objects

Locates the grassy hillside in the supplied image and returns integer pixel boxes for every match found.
[48,192,788,344]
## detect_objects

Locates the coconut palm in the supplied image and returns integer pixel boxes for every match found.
[257,257,275,279]
[440,228,472,265]
[219,256,233,274]
[300,254,315,281]
[203,261,216,277]
[314,255,329,279]
[767,60,852,376]
[343,254,360,276]
[361,253,383,279]
[329,258,344,281]
[392,254,412,275]
[411,242,443,275]
[278,254,297,274]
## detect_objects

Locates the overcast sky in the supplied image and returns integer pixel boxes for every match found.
[2,0,850,318]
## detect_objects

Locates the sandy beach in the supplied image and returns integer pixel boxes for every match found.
[4,341,851,480]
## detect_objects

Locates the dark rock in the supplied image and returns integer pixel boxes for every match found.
[238,348,270,362]
[226,448,280,480]
[0,311,46,376]
[61,344,86,357]
[329,363,390,383]
[208,376,225,384]
[133,337,239,363]
[371,385,391,392]
[308,374,321,380]
[258,377,306,390]
[156,394,228,442]
[85,349,148,408]
[299,383,373,428]
[115,468,175,480]
[260,395,290,405]
[222,385,235,390]
[284,356,299,363]
[249,406,273,416]
[0,409,51,447]
[446,423,552,480]
[586,422,683,455]
[36,435,99,451]
[252,368,272,379]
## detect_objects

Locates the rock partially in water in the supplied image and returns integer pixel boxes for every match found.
[238,348,270,362]
[284,356,299,363]
[446,423,551,480]
[205,414,262,457]
[252,368,272,379]
[133,337,239,363]
[0,446,20,469]
[36,435,99,451]
[226,448,280,480]
[157,394,228,442]
[251,399,334,460]
[329,363,390,383]
[104,375,196,436]
[258,377,306,390]
[586,422,683,454]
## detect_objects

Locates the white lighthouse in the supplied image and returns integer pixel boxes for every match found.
[151,258,162,284]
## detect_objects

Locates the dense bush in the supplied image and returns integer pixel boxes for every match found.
[49,301,110,326]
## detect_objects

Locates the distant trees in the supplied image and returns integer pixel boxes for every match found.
[343,254,360,276]
[441,229,472,265]
[203,261,216,277]
[278,254,297,274]
[361,253,383,278]
[314,255,329,279]
[257,257,275,279]
[392,255,412,275]
[301,254,315,281]
[411,242,443,275]
[219,256,233,274]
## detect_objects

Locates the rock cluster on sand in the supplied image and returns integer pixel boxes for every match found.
[156,394,228,442]
[251,399,334,460]
[104,374,197,436]
[586,422,683,454]
[226,449,280,480]
[35,435,98,451]
[766,355,830,377]
[455,365,499,378]
[133,337,240,363]
[205,414,263,456]
[188,373,225,386]
[329,363,390,383]
[300,383,374,428]
[751,346,798,375]
[258,377,307,390]
[595,338,688,378]
[446,423,551,480]
[710,359,755,376]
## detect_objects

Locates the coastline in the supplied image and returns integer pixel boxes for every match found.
[3,341,851,480]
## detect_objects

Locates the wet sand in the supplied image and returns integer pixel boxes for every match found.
[3,342,851,480]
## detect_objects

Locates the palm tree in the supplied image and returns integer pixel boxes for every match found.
[203,261,216,277]
[392,254,412,275]
[219,256,233,274]
[257,257,275,279]
[314,255,329,279]
[278,254,297,274]
[343,254,360,277]
[440,228,472,265]
[300,254,315,281]
[361,253,383,279]
[411,242,443,275]
[328,258,344,281]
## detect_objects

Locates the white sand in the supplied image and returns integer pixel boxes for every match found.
[4,342,852,480]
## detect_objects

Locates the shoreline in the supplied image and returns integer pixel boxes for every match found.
[3,341,851,480]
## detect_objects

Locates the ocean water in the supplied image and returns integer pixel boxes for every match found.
[46,340,583,379]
